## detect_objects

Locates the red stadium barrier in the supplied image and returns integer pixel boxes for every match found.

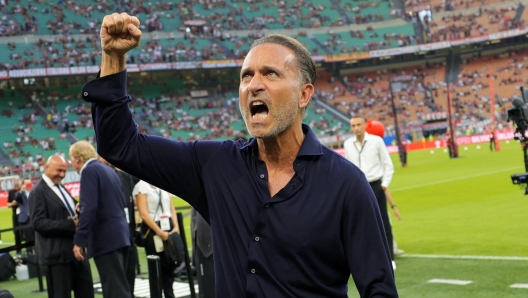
[0,192,7,208]
[64,182,80,198]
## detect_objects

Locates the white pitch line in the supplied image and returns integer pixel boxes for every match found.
[391,167,520,192]
[428,279,472,285]
[402,253,528,261]
[510,284,528,289]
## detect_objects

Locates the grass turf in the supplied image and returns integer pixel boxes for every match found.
[1,140,528,297]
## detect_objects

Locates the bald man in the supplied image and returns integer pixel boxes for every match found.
[29,155,94,298]
[344,116,396,268]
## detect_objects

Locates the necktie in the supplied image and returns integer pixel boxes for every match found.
[56,184,75,216]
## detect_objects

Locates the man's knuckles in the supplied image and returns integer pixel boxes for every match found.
[131,16,140,27]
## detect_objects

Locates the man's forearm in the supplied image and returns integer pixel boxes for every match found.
[100,53,126,77]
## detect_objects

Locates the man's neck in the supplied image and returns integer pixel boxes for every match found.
[257,127,304,169]
[356,133,365,145]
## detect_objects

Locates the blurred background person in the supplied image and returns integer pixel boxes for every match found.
[344,116,396,269]
[98,155,139,297]
[30,155,94,298]
[7,180,21,255]
[69,141,131,298]
[191,208,214,298]
[133,179,179,298]
[16,178,34,255]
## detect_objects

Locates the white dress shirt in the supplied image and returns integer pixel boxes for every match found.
[343,132,394,188]
[42,173,76,216]
[132,180,172,222]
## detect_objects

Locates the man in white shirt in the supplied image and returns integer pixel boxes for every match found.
[344,116,396,267]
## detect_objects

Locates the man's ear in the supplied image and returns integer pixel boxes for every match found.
[299,83,314,109]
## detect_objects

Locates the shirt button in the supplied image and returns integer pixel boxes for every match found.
[250,269,256,274]
[255,236,259,241]
[83,92,88,96]
[259,174,265,179]
[264,203,270,208]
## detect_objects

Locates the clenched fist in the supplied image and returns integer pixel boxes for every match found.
[100,12,142,58]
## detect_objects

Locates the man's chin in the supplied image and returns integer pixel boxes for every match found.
[249,129,272,139]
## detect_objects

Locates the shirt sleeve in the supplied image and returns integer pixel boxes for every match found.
[378,138,394,188]
[343,177,398,297]
[343,139,351,160]
[82,70,221,210]
[132,181,148,198]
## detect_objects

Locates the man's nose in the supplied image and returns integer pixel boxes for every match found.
[247,74,265,94]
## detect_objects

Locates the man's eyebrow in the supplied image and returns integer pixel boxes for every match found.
[261,65,281,74]
[240,65,281,75]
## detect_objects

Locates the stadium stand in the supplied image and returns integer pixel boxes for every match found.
[314,23,416,53]
[425,5,523,42]
[3,35,100,70]
[456,48,528,125]
[405,0,504,13]
[1,0,528,168]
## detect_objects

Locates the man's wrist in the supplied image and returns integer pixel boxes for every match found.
[100,53,126,77]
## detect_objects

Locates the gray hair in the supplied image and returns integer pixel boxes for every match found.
[250,34,316,118]
[250,34,316,85]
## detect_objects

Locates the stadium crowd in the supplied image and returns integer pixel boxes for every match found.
[424,5,523,42]
[0,0,525,171]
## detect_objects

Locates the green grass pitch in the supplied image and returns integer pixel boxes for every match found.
[1,140,528,297]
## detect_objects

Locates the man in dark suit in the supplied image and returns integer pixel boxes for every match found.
[16,178,34,254]
[98,155,139,297]
[29,155,94,298]
[191,209,215,298]
[69,141,131,298]
[7,181,21,254]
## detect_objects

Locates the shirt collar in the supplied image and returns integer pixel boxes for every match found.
[353,132,373,143]
[241,124,323,157]
[42,173,56,188]
[80,158,97,175]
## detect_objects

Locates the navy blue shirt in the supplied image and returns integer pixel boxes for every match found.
[83,71,398,297]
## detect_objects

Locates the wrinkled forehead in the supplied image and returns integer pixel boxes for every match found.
[47,159,67,170]
[242,43,297,71]
[350,118,365,125]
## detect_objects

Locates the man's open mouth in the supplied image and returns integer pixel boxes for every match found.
[250,101,269,120]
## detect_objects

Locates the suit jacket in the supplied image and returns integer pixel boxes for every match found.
[191,208,213,258]
[115,170,139,239]
[74,160,130,258]
[29,179,77,265]
[15,191,30,223]
[7,189,19,218]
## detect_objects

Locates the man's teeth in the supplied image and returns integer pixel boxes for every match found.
[252,101,264,106]
[252,114,268,120]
